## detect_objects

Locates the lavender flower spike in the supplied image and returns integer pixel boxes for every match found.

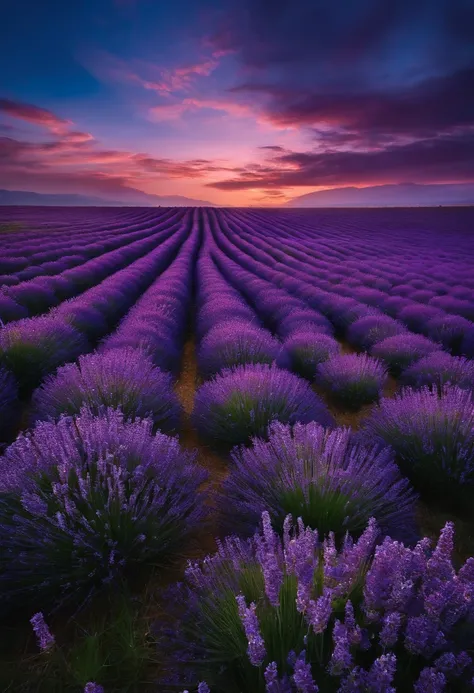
[198,683,211,693]
[236,594,267,666]
[84,684,105,693]
[30,612,55,651]
[293,650,319,692]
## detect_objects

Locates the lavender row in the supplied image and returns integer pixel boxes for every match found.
[223,209,474,351]
[0,212,192,399]
[0,209,186,323]
[0,208,176,283]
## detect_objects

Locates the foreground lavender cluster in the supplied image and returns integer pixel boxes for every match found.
[220,422,417,541]
[0,407,207,607]
[161,512,474,692]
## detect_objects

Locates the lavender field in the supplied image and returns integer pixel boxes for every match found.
[1,206,474,692]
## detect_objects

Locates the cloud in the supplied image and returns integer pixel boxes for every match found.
[0,98,73,134]
[207,132,474,190]
[149,96,254,121]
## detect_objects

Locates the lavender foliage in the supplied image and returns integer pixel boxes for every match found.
[220,422,417,540]
[278,331,340,381]
[0,407,207,608]
[0,316,88,395]
[371,334,441,375]
[400,352,474,392]
[317,353,388,408]
[192,363,334,447]
[362,385,474,498]
[31,347,182,433]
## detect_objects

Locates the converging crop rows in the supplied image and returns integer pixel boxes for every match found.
[0,206,473,692]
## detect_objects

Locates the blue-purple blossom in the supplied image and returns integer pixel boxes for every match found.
[84,684,105,693]
[347,315,408,351]
[236,595,267,666]
[30,612,55,651]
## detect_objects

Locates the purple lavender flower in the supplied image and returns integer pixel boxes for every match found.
[397,304,445,334]
[362,385,474,495]
[236,594,267,666]
[192,363,334,447]
[400,351,474,392]
[293,651,319,692]
[414,667,446,693]
[0,316,88,395]
[84,684,104,693]
[366,653,397,693]
[278,331,340,380]
[220,421,416,540]
[371,333,441,375]
[30,612,55,651]
[329,621,353,675]
[31,347,182,433]
[0,407,207,608]
[197,683,210,693]
[278,310,334,339]
[317,353,388,408]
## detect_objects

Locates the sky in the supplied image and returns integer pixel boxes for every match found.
[0,0,473,206]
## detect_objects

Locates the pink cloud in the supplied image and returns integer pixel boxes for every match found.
[0,98,72,134]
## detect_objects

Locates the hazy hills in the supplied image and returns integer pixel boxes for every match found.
[0,188,217,207]
[286,183,474,207]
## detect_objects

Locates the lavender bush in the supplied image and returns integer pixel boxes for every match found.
[278,309,334,339]
[0,317,88,395]
[347,315,407,351]
[371,334,441,375]
[192,363,334,447]
[220,422,416,540]
[0,408,207,608]
[362,385,474,499]
[426,314,473,354]
[317,353,388,409]
[400,352,474,392]
[159,512,474,692]
[198,322,282,378]
[32,347,182,433]
[278,331,340,380]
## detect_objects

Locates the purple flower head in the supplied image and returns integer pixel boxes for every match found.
[362,385,474,496]
[220,422,416,541]
[84,684,104,693]
[30,612,55,651]
[192,363,334,447]
[0,407,207,608]
[278,331,340,380]
[197,683,210,693]
[31,347,182,433]
[400,352,474,392]
[317,353,388,409]
[198,321,282,378]
[236,594,267,666]
[293,651,319,692]
[371,333,441,375]
[414,667,446,693]
[366,653,397,693]
[0,316,88,395]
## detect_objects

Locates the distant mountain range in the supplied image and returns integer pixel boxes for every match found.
[0,188,217,207]
[286,183,474,207]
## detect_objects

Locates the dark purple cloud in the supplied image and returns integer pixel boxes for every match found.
[208,132,474,190]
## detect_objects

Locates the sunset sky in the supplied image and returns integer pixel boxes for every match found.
[0,0,473,205]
